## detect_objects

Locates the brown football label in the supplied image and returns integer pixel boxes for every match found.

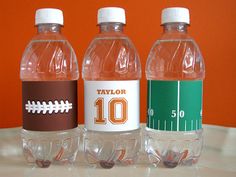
[22,81,78,131]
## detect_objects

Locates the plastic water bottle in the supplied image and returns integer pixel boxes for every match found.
[82,7,141,168]
[145,7,205,168]
[20,8,80,168]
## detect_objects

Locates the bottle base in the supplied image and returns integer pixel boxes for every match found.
[144,128,203,168]
[83,128,141,169]
[21,128,80,168]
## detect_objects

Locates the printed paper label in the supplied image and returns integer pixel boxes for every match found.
[22,81,78,131]
[84,80,140,132]
[147,80,203,131]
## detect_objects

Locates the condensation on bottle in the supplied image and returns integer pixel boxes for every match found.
[145,7,205,168]
[20,8,80,168]
[82,7,142,168]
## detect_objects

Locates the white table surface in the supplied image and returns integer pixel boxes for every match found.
[0,124,236,177]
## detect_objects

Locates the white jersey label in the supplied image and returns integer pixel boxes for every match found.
[84,80,140,132]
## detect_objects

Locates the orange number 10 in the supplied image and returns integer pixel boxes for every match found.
[94,98,128,124]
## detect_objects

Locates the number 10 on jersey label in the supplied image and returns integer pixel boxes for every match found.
[84,80,140,132]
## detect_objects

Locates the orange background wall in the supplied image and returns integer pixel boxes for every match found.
[0,0,236,128]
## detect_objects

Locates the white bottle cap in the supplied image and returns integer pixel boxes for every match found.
[35,8,64,25]
[161,7,190,25]
[97,7,126,24]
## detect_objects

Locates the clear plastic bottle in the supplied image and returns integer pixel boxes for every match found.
[145,7,205,168]
[82,7,141,168]
[20,8,80,168]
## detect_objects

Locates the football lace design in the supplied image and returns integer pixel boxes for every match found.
[25,100,72,114]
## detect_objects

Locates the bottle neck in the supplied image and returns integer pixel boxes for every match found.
[163,23,188,33]
[37,24,62,34]
[99,23,124,33]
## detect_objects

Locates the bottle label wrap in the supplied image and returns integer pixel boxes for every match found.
[84,80,140,132]
[147,80,203,131]
[22,81,78,131]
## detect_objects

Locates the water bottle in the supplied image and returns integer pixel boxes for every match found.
[20,8,80,168]
[82,7,141,168]
[145,7,205,168]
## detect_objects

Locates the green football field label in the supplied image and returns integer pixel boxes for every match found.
[147,80,203,131]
